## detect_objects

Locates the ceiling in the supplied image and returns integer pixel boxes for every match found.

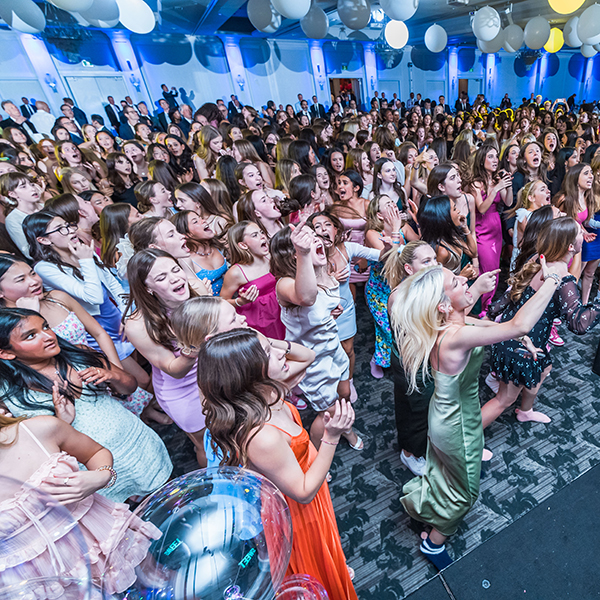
[12,0,598,47]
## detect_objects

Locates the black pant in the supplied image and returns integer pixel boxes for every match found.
[391,352,433,458]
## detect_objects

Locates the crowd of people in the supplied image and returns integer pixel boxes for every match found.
[1,81,600,597]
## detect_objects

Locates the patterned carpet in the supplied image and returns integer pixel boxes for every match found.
[153,291,600,599]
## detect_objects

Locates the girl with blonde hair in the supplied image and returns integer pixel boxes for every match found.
[390,259,562,568]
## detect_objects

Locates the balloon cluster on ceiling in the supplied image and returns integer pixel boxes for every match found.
[1,0,600,58]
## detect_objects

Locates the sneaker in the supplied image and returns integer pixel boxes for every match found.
[548,325,564,346]
[485,372,500,394]
[370,356,384,379]
[553,318,562,326]
[401,451,426,476]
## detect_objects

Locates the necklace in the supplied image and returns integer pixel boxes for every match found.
[196,246,213,257]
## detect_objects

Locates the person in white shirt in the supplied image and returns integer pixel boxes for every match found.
[28,101,56,138]
[0,172,43,258]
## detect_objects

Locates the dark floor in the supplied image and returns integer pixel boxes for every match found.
[152,290,600,599]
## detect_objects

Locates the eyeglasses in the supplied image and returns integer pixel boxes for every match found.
[43,223,77,237]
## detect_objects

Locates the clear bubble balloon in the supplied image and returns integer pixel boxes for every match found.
[247,0,281,33]
[0,475,92,600]
[276,574,330,600]
[301,4,329,39]
[524,16,550,50]
[379,0,418,22]
[337,0,371,30]
[502,24,524,52]
[577,4,600,46]
[563,15,582,47]
[472,6,501,42]
[424,24,447,53]
[107,467,293,600]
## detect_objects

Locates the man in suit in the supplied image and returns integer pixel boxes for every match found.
[28,100,54,137]
[438,95,452,115]
[90,114,113,135]
[155,99,170,132]
[228,94,243,118]
[454,91,470,113]
[297,99,311,122]
[161,84,179,109]
[309,95,326,120]
[0,100,37,144]
[20,97,36,118]
[62,97,87,127]
[118,106,140,141]
[60,104,85,137]
[137,101,159,130]
[104,96,122,131]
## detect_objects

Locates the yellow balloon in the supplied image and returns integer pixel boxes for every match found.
[548,0,584,15]
[544,27,564,52]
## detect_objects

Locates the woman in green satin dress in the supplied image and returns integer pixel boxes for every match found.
[389,261,566,569]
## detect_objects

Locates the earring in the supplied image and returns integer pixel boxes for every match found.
[147,289,153,295]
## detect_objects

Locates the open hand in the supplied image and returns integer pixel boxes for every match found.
[68,239,95,260]
[52,381,75,424]
[79,366,112,387]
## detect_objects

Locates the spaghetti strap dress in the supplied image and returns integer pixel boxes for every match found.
[194,252,228,296]
[401,343,484,537]
[475,189,503,311]
[233,266,286,340]
[262,403,357,600]
[0,423,163,596]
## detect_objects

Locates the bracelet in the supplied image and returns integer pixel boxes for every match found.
[320,438,338,446]
[285,340,292,354]
[96,465,117,489]
[543,273,561,286]
[234,297,242,307]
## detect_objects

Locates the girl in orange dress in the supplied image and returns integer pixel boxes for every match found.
[196,327,358,600]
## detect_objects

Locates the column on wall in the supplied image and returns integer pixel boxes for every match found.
[108,31,153,107]
[222,36,252,107]
[363,42,378,108]
[485,52,495,105]
[448,46,458,106]
[582,55,595,101]
[309,41,329,107]
[18,34,67,113]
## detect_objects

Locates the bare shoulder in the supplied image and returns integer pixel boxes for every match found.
[247,424,287,455]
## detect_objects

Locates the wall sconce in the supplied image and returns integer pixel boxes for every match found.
[129,73,141,92]
[370,76,375,90]
[236,73,245,91]
[44,73,58,93]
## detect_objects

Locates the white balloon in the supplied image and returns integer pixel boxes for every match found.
[0,0,46,33]
[271,0,310,20]
[594,43,600,51]
[247,0,281,32]
[502,24,524,52]
[424,24,447,53]
[472,6,501,42]
[48,0,93,12]
[563,15,581,47]
[79,0,119,28]
[301,4,328,38]
[581,43,598,57]
[337,0,371,30]
[69,11,91,25]
[478,28,504,53]
[384,19,408,49]
[577,4,600,45]
[379,0,418,22]
[116,0,155,33]
[524,16,550,49]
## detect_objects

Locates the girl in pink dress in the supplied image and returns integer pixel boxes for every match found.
[220,220,285,340]
[472,144,513,312]
[0,408,161,597]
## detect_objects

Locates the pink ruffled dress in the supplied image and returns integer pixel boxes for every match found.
[0,424,162,597]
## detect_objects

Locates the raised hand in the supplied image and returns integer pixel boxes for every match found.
[322,399,355,442]
[68,238,95,260]
[79,366,113,387]
[289,220,314,255]
[16,296,41,312]
[474,268,500,294]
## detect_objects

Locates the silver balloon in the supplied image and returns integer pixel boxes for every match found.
[0,0,46,33]
[108,467,293,600]
[472,6,501,42]
[78,0,120,28]
[424,24,447,53]
[581,43,598,57]
[379,0,418,22]
[247,0,281,33]
[271,0,310,20]
[478,28,504,53]
[301,4,329,39]
[502,24,524,52]
[564,16,582,47]
[337,0,371,30]
[524,16,550,49]
[48,0,93,12]
[577,4,600,46]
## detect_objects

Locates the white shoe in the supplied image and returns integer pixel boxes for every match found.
[485,372,500,394]
[401,451,426,476]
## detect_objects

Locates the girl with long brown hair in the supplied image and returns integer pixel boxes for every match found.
[482,217,600,427]
[196,327,357,600]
